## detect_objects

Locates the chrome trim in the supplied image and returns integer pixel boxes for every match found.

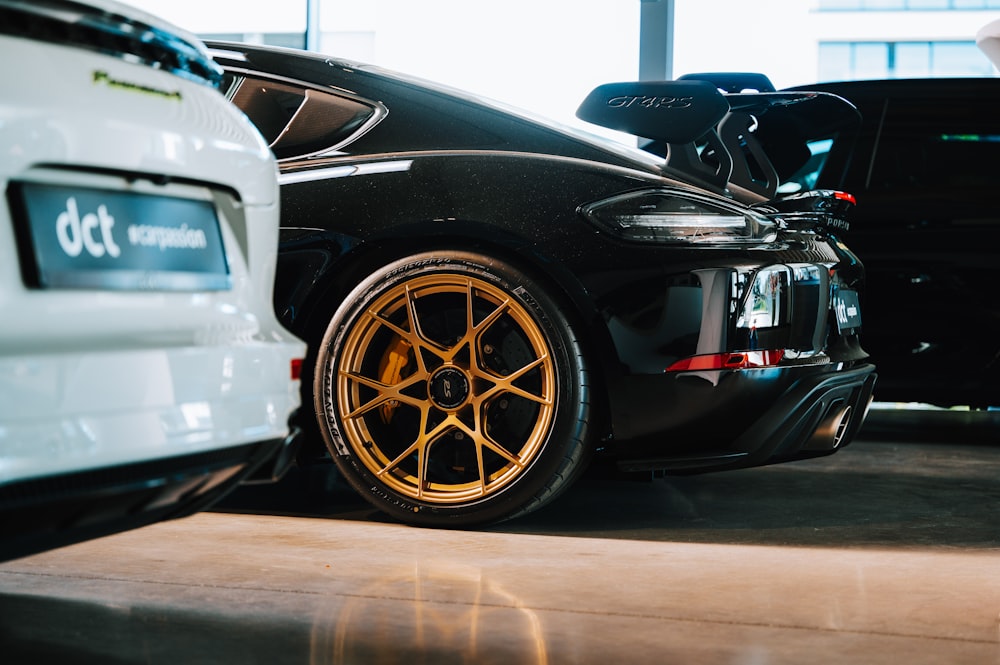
[278,159,413,185]
[276,149,674,191]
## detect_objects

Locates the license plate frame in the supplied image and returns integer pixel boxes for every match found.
[10,181,231,291]
[832,287,862,332]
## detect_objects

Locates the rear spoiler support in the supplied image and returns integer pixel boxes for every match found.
[576,73,861,203]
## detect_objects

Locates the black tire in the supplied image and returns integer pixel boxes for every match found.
[313,250,591,527]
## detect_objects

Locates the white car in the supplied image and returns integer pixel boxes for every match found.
[0,0,306,561]
[977,18,1000,67]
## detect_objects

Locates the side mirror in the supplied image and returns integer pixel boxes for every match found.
[576,80,729,145]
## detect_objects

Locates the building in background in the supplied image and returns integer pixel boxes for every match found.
[672,0,1000,87]
[128,0,639,137]
[127,0,1000,134]
[823,0,1000,80]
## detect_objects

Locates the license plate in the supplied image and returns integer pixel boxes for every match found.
[832,288,862,332]
[10,182,231,291]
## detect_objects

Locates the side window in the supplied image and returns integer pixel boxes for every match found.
[869,99,1000,191]
[222,73,380,160]
[777,138,834,194]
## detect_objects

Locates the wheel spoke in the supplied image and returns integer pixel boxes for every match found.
[403,414,468,498]
[375,405,431,487]
[424,279,514,365]
[404,284,451,366]
[465,281,511,345]
[472,355,553,406]
[478,433,524,468]
[368,305,442,375]
[377,440,421,480]
[340,369,425,419]
[450,417,524,497]
[451,416,524,468]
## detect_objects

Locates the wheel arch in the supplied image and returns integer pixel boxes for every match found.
[289,220,618,462]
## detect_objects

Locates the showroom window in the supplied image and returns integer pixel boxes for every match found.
[818,41,995,80]
[817,0,1000,9]
[200,32,306,49]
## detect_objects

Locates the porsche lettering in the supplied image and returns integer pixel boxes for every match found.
[606,95,694,109]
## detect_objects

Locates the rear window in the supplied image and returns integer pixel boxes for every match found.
[223,73,379,160]
[868,98,1000,191]
[778,138,834,194]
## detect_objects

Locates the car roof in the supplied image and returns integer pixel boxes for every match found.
[208,40,668,172]
[785,78,1000,100]
[214,43,864,204]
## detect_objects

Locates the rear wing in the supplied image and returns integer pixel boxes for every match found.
[577,73,860,203]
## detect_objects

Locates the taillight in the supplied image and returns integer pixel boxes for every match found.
[666,349,784,372]
[291,358,303,381]
[579,188,776,245]
[758,189,855,233]
[834,191,856,205]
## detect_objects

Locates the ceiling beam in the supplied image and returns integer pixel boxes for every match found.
[639,0,675,81]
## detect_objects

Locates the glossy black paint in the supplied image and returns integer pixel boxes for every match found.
[784,79,1000,407]
[211,42,875,472]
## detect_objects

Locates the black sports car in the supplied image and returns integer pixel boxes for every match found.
[209,43,877,527]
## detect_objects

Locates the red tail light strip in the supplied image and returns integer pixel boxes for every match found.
[666,349,785,372]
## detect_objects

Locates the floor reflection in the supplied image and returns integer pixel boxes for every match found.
[0,562,554,665]
[2,410,998,665]
[310,562,549,665]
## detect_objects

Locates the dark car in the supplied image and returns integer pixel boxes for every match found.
[209,42,876,527]
[777,78,1000,409]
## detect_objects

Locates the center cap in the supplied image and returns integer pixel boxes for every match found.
[429,366,471,410]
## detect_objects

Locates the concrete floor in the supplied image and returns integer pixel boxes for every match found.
[1,409,999,664]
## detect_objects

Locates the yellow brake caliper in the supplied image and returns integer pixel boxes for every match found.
[378,336,412,423]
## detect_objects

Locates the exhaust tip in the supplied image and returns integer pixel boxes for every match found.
[803,401,853,452]
[831,406,853,449]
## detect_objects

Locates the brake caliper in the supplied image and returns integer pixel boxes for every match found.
[378,336,412,423]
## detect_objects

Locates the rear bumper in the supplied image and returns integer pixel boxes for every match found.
[0,343,303,484]
[0,437,283,563]
[733,362,877,463]
[612,363,878,474]
[242,410,304,485]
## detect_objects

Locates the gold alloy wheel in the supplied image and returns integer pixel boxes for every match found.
[335,273,557,505]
